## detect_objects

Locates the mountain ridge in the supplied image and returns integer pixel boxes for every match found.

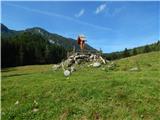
[1,24,97,52]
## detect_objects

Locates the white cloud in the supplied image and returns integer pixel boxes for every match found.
[95,3,106,14]
[75,9,85,18]
[7,3,113,32]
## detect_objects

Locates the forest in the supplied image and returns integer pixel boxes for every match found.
[1,32,67,68]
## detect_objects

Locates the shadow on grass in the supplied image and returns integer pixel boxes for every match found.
[2,73,31,79]
[1,67,16,72]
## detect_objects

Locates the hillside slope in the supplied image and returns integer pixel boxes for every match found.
[1,24,96,51]
[104,41,160,60]
[1,51,160,120]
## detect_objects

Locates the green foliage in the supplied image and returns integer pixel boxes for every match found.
[123,48,130,57]
[1,32,67,68]
[143,45,150,53]
[104,40,160,60]
[132,48,137,55]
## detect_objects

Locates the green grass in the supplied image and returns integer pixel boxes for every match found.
[1,51,160,120]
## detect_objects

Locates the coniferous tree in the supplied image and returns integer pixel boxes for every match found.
[123,48,130,57]
[133,48,137,55]
[144,45,150,53]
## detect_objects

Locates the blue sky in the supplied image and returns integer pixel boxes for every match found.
[1,1,160,53]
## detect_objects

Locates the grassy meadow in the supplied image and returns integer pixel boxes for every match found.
[1,51,160,120]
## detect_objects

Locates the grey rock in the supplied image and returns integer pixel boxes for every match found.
[33,108,39,112]
[70,66,76,73]
[90,54,97,61]
[75,59,82,64]
[69,55,74,59]
[74,54,88,60]
[64,58,75,67]
[130,67,139,71]
[52,64,61,71]
[64,70,71,76]
[93,62,101,67]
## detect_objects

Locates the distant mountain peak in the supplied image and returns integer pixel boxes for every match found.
[26,27,47,32]
[1,23,9,32]
[1,24,97,52]
[25,27,52,37]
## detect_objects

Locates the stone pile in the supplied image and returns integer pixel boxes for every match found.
[52,52,109,76]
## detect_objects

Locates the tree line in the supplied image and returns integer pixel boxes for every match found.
[1,32,67,68]
[103,41,160,60]
[2,30,160,68]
